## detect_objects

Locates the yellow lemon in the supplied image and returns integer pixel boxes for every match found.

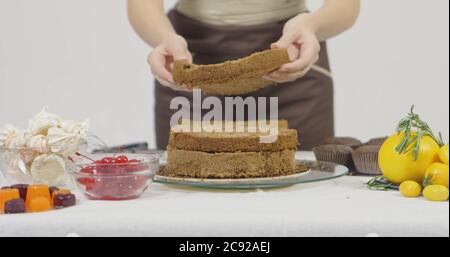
[379,133,440,184]
[399,181,422,198]
[425,163,449,188]
[423,185,449,202]
[439,144,449,165]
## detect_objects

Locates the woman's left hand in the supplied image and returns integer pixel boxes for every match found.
[264,14,321,83]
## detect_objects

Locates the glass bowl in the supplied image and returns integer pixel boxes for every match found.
[67,153,159,200]
[0,144,87,186]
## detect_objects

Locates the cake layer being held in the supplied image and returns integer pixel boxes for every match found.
[172,49,290,95]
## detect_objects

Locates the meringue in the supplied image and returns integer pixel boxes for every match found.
[28,107,62,136]
[6,131,28,150]
[5,132,36,165]
[30,154,66,185]
[47,127,84,156]
[61,119,90,138]
[0,124,19,149]
[1,107,91,186]
[19,148,39,166]
[26,135,49,153]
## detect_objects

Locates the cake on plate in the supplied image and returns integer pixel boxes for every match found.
[164,120,299,179]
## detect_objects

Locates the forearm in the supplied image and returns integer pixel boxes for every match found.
[127,0,176,47]
[303,0,361,41]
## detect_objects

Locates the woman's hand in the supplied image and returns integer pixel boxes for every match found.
[265,14,321,83]
[148,34,193,91]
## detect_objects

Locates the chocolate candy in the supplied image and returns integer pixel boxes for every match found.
[4,199,26,214]
[53,193,76,208]
[1,186,11,190]
[11,184,29,201]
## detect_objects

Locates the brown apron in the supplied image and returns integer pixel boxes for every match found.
[154,10,334,150]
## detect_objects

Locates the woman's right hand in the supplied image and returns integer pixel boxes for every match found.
[148,34,193,91]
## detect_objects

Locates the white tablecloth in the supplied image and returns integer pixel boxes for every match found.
[0,152,448,237]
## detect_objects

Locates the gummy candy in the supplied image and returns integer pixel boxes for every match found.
[53,193,76,208]
[0,189,20,213]
[4,199,26,214]
[51,189,71,200]
[11,184,29,201]
[1,184,78,215]
[29,197,52,212]
[49,186,60,198]
[26,185,51,209]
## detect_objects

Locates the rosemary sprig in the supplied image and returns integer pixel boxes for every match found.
[422,174,433,188]
[367,176,399,191]
[395,106,444,160]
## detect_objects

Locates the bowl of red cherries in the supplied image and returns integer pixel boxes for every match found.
[67,153,159,200]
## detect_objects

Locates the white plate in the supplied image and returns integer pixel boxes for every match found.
[154,160,348,189]
[155,167,311,185]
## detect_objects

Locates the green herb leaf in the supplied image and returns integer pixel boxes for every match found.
[367,176,399,191]
[422,174,433,188]
[395,106,444,160]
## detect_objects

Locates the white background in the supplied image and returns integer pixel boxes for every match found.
[0,0,448,148]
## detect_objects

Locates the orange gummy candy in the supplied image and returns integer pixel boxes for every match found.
[29,197,52,213]
[26,185,51,209]
[0,189,20,213]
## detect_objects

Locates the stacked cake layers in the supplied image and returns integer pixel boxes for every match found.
[165,121,299,178]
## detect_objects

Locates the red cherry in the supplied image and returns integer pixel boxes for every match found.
[81,165,96,173]
[116,155,129,164]
[77,177,96,191]
[101,157,117,164]
[91,177,120,197]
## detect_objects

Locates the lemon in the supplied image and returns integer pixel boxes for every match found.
[425,163,449,188]
[423,185,449,202]
[439,144,449,165]
[379,133,440,184]
[399,181,422,198]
